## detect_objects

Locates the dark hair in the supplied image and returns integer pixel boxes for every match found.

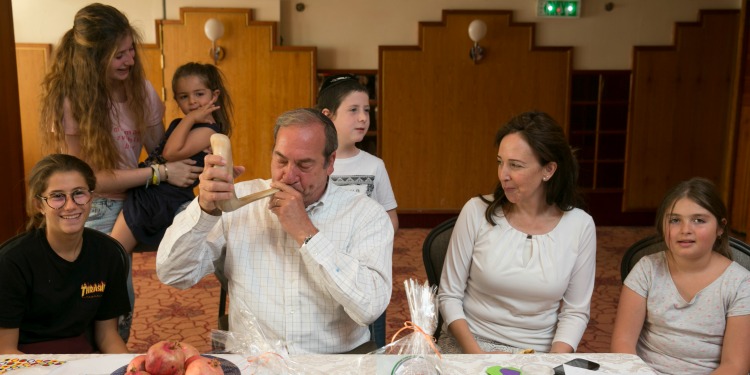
[315,74,369,116]
[483,111,583,225]
[172,62,234,137]
[655,177,731,259]
[273,108,338,167]
[26,154,96,230]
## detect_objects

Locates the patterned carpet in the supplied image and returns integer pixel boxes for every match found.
[126,226,655,353]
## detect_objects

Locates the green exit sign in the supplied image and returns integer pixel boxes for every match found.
[537,1,580,18]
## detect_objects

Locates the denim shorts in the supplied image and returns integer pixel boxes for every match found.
[86,198,123,234]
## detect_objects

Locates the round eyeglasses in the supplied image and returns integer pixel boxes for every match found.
[36,190,93,209]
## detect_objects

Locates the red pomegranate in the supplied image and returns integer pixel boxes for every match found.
[126,355,147,372]
[145,340,186,375]
[184,356,224,375]
[178,342,200,360]
[183,355,202,368]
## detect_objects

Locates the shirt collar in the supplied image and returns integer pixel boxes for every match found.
[305,178,335,213]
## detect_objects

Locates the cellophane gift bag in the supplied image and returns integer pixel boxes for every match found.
[210,309,324,375]
[357,278,457,374]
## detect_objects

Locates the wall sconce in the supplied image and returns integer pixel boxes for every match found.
[204,18,225,65]
[468,19,487,64]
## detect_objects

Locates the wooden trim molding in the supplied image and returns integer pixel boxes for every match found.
[1,1,27,240]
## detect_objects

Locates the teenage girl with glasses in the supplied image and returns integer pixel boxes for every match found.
[0,154,130,354]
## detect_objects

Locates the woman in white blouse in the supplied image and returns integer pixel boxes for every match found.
[437,111,596,354]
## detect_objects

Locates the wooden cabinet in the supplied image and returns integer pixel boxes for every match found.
[569,71,630,191]
[316,70,379,156]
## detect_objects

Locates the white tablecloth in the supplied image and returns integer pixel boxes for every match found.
[1,352,655,374]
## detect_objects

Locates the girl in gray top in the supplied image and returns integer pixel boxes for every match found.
[611,178,750,374]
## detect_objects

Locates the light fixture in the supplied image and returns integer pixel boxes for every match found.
[468,19,487,64]
[204,18,225,65]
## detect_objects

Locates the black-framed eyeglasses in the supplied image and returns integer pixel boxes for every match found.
[36,190,93,209]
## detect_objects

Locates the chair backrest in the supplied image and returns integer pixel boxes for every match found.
[729,237,750,271]
[621,234,750,282]
[422,217,458,287]
[213,246,229,331]
[421,216,457,340]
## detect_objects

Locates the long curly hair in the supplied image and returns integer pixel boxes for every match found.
[482,111,584,225]
[40,3,151,171]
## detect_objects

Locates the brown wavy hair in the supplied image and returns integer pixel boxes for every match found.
[655,177,731,260]
[40,3,151,171]
[482,111,584,225]
[27,154,96,230]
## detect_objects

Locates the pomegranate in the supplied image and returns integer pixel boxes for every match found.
[183,355,202,368]
[184,356,224,375]
[145,340,186,375]
[127,371,152,375]
[178,342,200,359]
[126,355,147,372]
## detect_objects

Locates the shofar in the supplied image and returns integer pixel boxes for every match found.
[209,133,279,212]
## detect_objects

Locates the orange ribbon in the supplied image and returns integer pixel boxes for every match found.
[390,321,442,359]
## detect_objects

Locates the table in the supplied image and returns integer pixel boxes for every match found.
[0,353,656,374]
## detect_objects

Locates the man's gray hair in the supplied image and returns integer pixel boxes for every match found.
[273,108,338,161]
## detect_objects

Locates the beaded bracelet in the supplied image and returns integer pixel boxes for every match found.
[145,167,152,189]
[150,164,161,186]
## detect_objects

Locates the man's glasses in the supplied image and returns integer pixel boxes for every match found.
[37,190,93,209]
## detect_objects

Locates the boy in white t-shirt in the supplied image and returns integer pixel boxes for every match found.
[317,74,399,348]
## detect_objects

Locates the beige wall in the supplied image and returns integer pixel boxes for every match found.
[11,0,741,69]
[11,0,280,45]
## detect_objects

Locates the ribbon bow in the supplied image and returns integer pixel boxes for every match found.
[390,321,442,359]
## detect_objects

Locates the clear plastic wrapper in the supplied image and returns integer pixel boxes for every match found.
[358,278,455,374]
[210,309,323,375]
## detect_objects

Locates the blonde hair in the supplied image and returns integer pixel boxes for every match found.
[40,3,151,171]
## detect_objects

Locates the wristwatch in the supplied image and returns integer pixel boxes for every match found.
[303,233,315,245]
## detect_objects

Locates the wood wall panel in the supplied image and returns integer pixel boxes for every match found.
[1,0,26,240]
[625,10,739,211]
[380,10,571,212]
[141,42,164,102]
[15,44,51,187]
[730,1,749,237]
[161,8,316,180]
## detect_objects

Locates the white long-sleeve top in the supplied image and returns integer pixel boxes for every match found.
[156,179,394,354]
[438,197,596,352]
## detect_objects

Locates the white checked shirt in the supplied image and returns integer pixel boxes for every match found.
[156,179,393,354]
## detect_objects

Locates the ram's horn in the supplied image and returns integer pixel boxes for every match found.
[209,133,279,212]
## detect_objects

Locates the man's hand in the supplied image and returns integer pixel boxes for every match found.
[269,181,318,245]
[197,154,244,214]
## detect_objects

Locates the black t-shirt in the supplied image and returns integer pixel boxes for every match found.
[0,228,130,344]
